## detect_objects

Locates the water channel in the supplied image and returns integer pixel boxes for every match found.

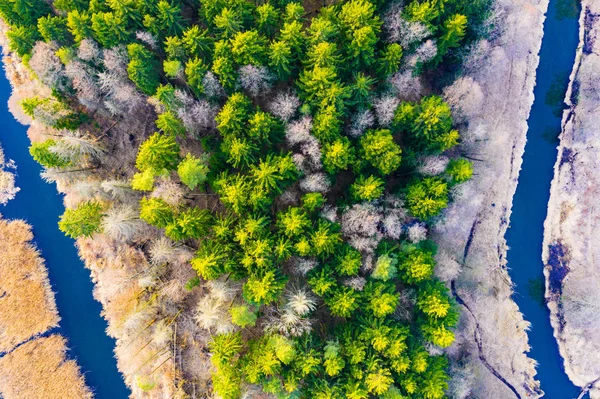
[0,68,130,397]
[504,0,581,396]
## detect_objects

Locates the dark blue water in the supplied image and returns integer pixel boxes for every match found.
[0,72,130,396]
[505,0,581,397]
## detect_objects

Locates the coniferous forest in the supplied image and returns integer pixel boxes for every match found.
[0,0,495,395]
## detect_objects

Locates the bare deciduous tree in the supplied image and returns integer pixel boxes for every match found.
[238,65,274,97]
[202,71,225,99]
[383,5,430,46]
[178,100,217,135]
[268,91,300,122]
[102,204,145,241]
[65,60,102,110]
[389,69,423,101]
[417,155,450,176]
[348,109,375,137]
[102,46,128,77]
[299,173,330,193]
[29,42,67,92]
[78,39,101,63]
[443,76,485,122]
[286,116,313,146]
[135,31,158,50]
[372,95,400,127]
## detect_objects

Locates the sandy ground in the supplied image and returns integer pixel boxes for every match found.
[542,0,600,397]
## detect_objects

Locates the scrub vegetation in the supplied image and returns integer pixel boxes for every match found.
[0,334,92,399]
[0,0,494,395]
[0,218,59,353]
[0,217,91,399]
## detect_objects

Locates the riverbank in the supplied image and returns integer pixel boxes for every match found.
[0,145,18,204]
[0,30,131,396]
[542,0,600,396]
[433,0,550,396]
[0,22,207,397]
[0,216,91,399]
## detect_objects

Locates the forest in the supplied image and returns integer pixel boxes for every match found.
[0,0,493,395]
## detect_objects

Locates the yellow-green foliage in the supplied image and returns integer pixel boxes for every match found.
[350,175,385,201]
[360,129,402,175]
[229,304,257,327]
[177,153,209,190]
[6,0,484,394]
[446,157,473,184]
[406,177,449,220]
[58,201,104,238]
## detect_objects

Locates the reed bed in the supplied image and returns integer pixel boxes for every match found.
[0,334,92,399]
[0,218,59,352]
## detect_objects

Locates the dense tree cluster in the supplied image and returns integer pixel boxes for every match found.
[2,0,484,395]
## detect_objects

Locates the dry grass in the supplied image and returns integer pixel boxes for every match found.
[0,218,59,353]
[0,334,92,399]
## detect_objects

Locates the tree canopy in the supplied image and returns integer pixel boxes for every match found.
[7,0,487,394]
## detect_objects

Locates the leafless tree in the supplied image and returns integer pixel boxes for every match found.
[299,173,330,193]
[78,39,101,63]
[417,155,450,176]
[29,42,67,92]
[443,76,485,122]
[178,100,217,135]
[202,71,225,99]
[238,65,274,97]
[286,116,313,146]
[372,95,400,127]
[102,204,145,241]
[268,91,300,122]
[102,46,128,77]
[135,31,158,50]
[389,69,423,101]
[65,60,102,110]
[348,109,375,137]
[383,5,431,46]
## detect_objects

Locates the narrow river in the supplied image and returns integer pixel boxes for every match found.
[0,71,130,397]
[504,0,581,397]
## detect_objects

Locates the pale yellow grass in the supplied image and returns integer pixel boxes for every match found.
[0,218,59,352]
[0,334,92,399]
